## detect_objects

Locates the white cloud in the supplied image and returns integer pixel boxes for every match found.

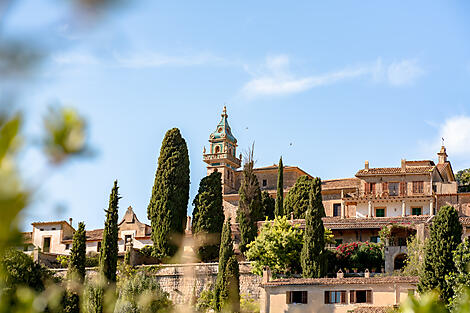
[386,59,424,86]
[113,52,227,68]
[241,55,425,98]
[52,52,99,66]
[437,116,470,157]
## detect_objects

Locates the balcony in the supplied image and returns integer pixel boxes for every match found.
[203,152,241,168]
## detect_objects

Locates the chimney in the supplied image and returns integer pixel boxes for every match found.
[401,159,406,171]
[290,211,294,221]
[364,160,369,171]
[336,269,344,279]
[364,268,370,278]
[186,216,191,232]
[262,267,271,283]
[69,218,73,227]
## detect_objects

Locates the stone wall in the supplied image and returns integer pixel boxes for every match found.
[151,261,262,304]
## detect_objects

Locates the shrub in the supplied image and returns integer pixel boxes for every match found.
[331,241,384,272]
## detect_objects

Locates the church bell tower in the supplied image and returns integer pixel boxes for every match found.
[203,106,242,193]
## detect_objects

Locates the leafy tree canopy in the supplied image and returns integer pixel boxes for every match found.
[456,168,470,186]
[246,216,303,278]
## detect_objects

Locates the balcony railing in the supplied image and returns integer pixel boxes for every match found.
[203,153,241,167]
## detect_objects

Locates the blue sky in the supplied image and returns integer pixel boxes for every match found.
[3,1,470,230]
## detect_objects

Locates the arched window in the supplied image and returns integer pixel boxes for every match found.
[394,253,407,270]
[215,146,220,153]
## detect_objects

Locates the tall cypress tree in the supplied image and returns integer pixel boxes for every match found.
[100,180,120,283]
[237,148,263,253]
[68,222,86,281]
[301,177,327,278]
[418,205,462,303]
[148,128,190,258]
[274,157,284,217]
[65,222,86,313]
[214,219,239,312]
[261,191,275,220]
[192,171,224,262]
[284,175,313,219]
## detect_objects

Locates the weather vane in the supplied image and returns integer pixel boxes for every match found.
[442,137,445,146]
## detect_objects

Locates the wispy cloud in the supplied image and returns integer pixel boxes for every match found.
[113,52,227,68]
[240,55,425,98]
[52,51,100,66]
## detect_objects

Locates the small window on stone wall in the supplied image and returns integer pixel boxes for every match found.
[262,179,267,187]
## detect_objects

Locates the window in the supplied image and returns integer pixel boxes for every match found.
[365,183,376,195]
[262,179,267,187]
[333,203,341,217]
[286,291,308,304]
[370,236,380,243]
[412,207,422,216]
[412,181,424,194]
[335,239,343,247]
[400,182,407,195]
[40,228,44,231]
[97,241,101,252]
[350,290,372,304]
[388,183,399,196]
[325,291,346,304]
[375,207,385,217]
[43,237,51,253]
[214,146,220,153]
[65,244,70,250]
[51,227,56,230]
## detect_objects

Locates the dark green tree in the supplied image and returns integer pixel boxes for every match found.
[236,148,263,253]
[301,177,327,278]
[418,205,462,303]
[68,222,86,282]
[100,180,120,283]
[274,157,284,217]
[214,219,239,312]
[284,175,313,219]
[147,128,190,258]
[192,171,224,262]
[456,168,470,186]
[261,191,275,220]
[64,222,86,313]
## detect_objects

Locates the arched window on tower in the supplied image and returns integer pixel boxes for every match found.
[215,146,220,153]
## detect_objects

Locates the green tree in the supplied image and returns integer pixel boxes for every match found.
[221,255,240,313]
[246,216,303,278]
[284,175,313,219]
[448,238,470,310]
[418,205,462,303]
[147,128,190,258]
[261,191,275,220]
[274,157,284,217]
[301,177,327,278]
[64,222,86,313]
[456,168,470,186]
[192,171,224,262]
[68,222,86,282]
[237,148,263,253]
[214,219,239,312]
[100,180,120,283]
[402,235,426,276]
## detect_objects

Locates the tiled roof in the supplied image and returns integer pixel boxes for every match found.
[356,166,434,176]
[322,178,360,190]
[263,276,418,287]
[405,160,435,166]
[85,229,104,241]
[353,307,392,313]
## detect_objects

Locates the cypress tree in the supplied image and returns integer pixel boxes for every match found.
[284,175,313,219]
[261,191,275,220]
[274,157,284,217]
[68,222,86,281]
[65,222,86,313]
[301,177,327,278]
[236,148,263,253]
[192,171,224,262]
[100,180,120,283]
[147,128,190,258]
[214,219,239,312]
[418,205,462,303]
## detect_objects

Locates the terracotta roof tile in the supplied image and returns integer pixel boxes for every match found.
[353,307,392,313]
[356,166,434,176]
[322,178,361,190]
[263,276,418,287]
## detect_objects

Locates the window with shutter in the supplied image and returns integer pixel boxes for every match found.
[288,291,308,304]
[350,290,355,304]
[366,290,372,303]
[324,291,329,304]
[341,291,347,304]
[400,182,406,195]
[301,291,308,304]
[286,292,292,304]
[371,183,376,195]
[382,182,388,194]
[365,183,370,195]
